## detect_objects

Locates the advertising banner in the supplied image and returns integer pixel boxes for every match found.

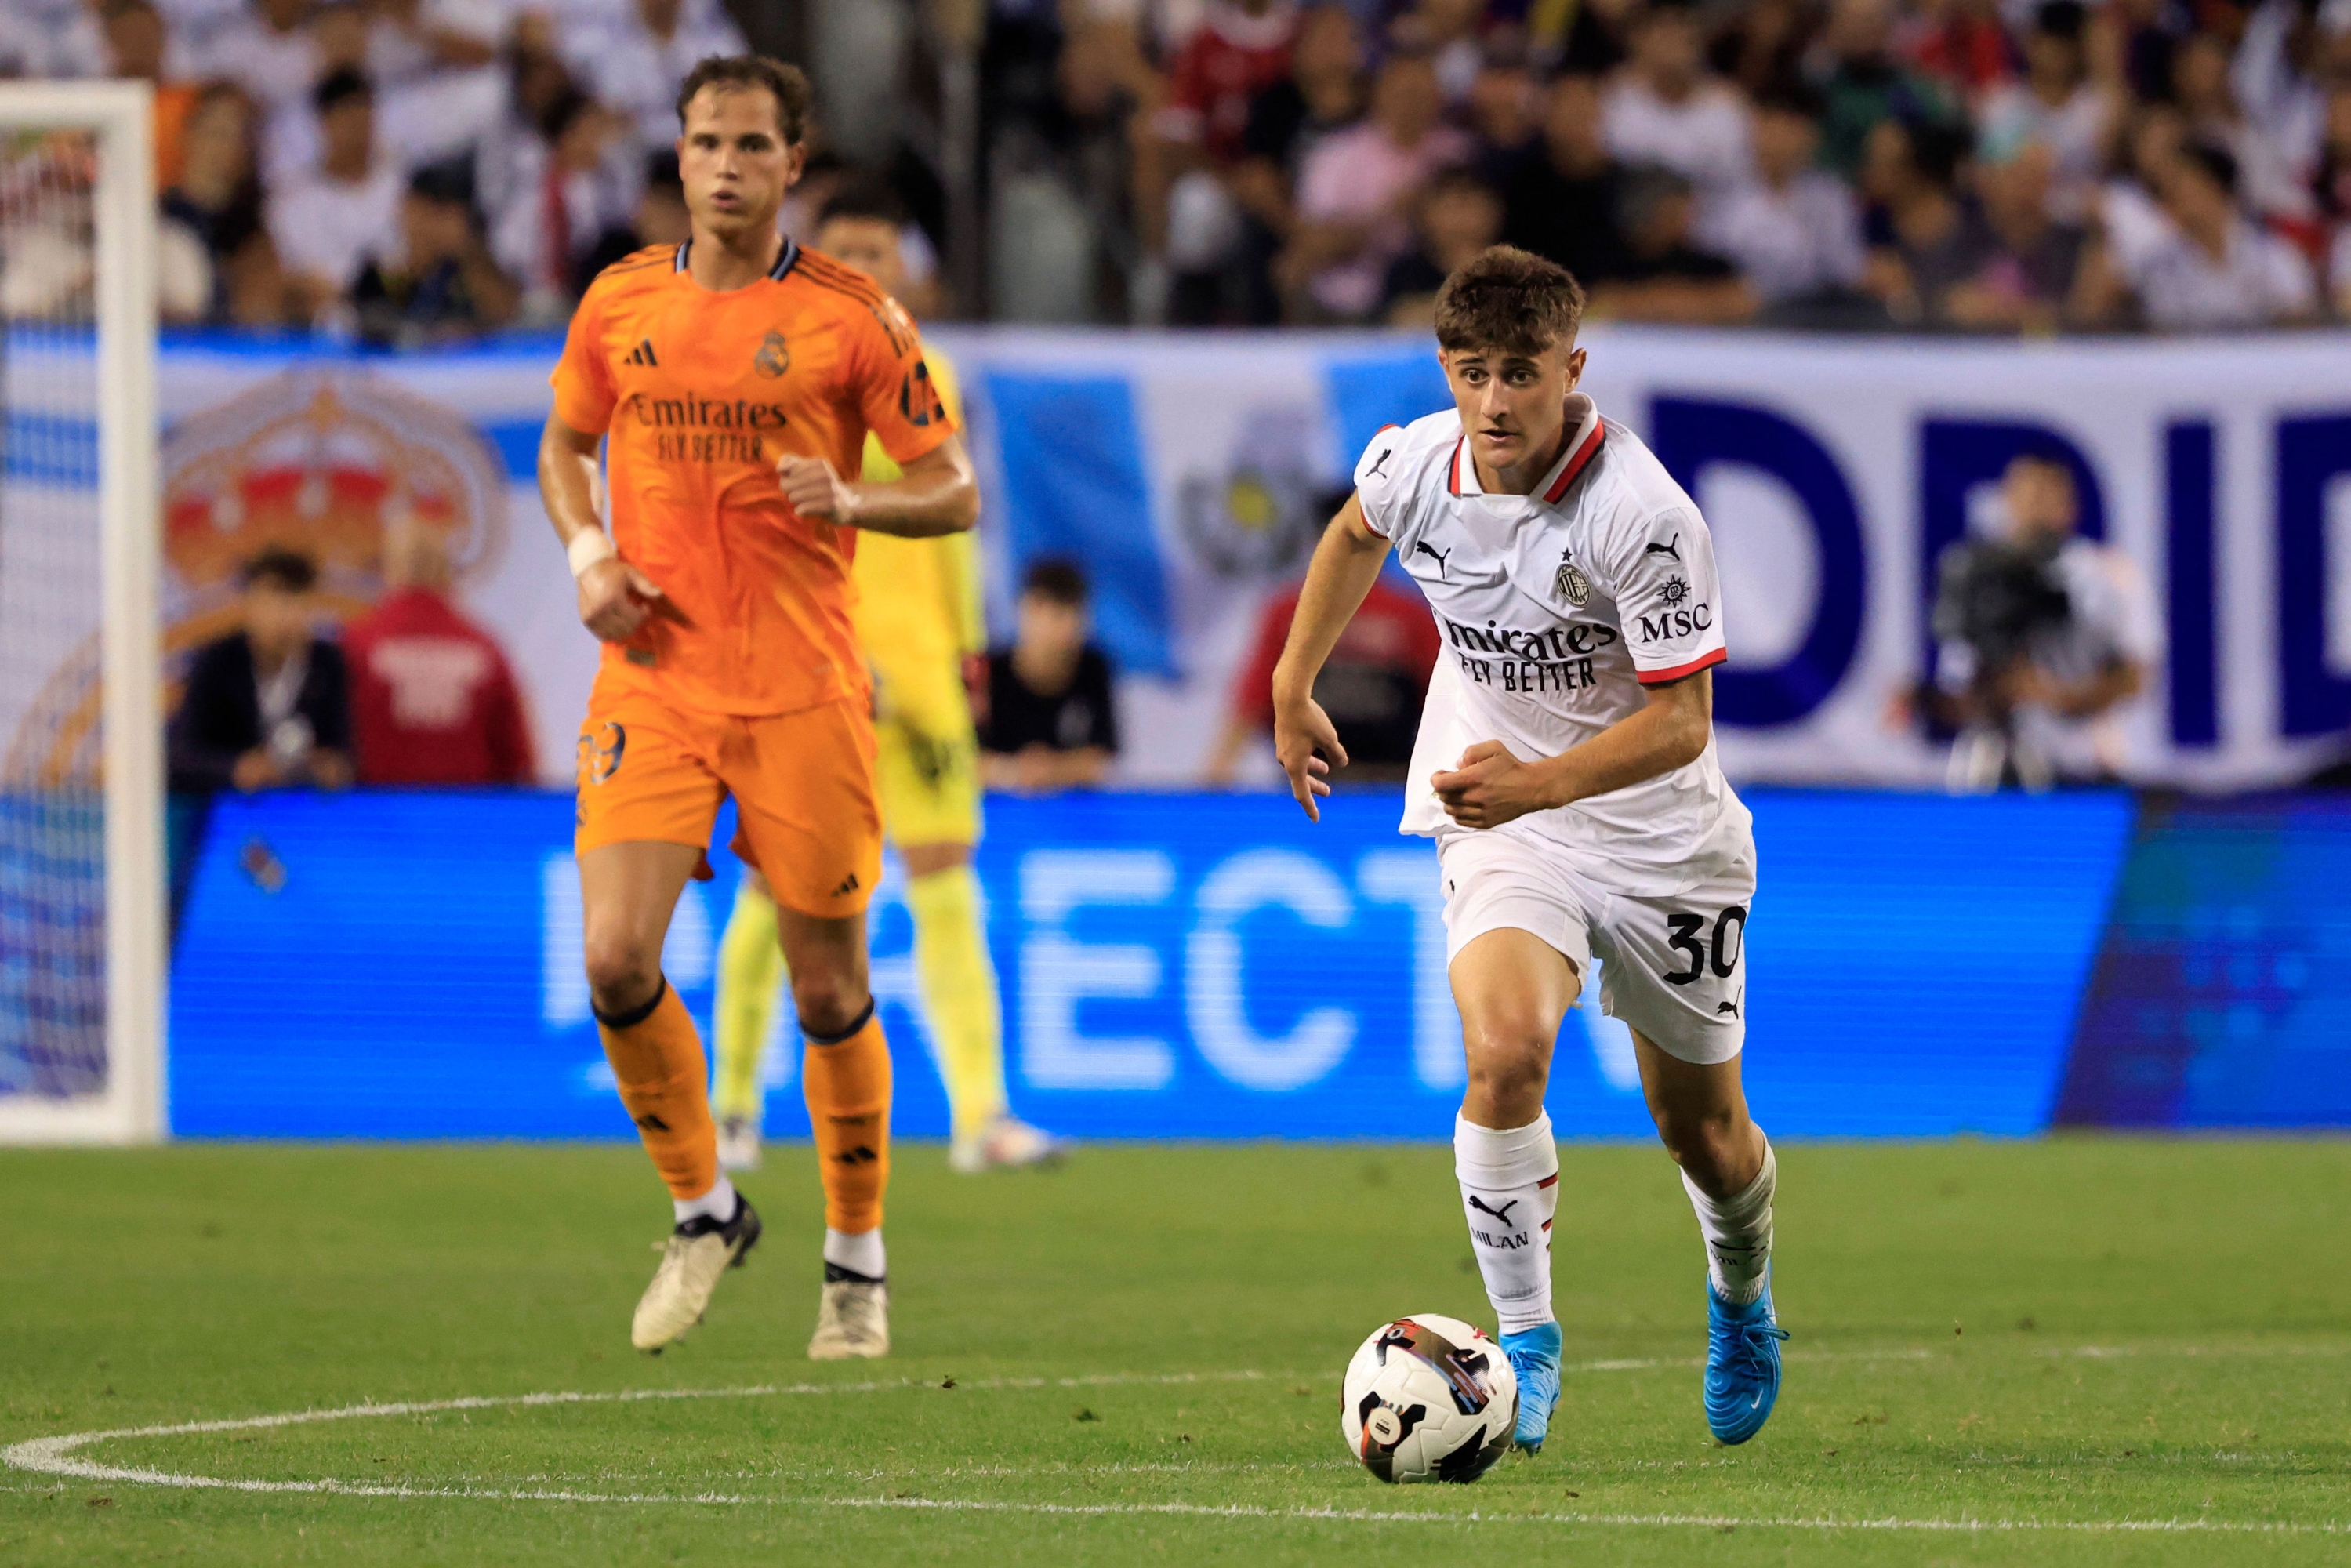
[169,789,2129,1142]
[106,328,2351,800]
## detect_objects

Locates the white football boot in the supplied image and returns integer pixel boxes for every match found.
[807,1277,891,1359]
[948,1116,1068,1174]
[630,1196,761,1353]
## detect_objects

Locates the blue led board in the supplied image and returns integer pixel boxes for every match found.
[168,789,2132,1140]
[2059,797,2351,1128]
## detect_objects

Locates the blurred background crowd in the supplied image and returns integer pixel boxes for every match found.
[7,0,2351,335]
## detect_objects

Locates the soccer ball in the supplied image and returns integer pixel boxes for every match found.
[1339,1313,1518,1483]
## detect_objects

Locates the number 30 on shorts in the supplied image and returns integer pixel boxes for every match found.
[1661,906,1747,985]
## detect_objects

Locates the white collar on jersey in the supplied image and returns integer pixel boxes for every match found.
[1447,394,1607,505]
[673,236,801,281]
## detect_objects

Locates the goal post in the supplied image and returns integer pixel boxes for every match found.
[0,82,163,1143]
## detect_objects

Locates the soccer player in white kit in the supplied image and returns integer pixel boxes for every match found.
[1273,247,1785,1454]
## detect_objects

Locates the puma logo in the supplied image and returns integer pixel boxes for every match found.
[1645,534,1682,561]
[1466,1194,1521,1226]
[1367,447,1394,477]
[1413,540,1452,575]
[1717,998,1740,1017]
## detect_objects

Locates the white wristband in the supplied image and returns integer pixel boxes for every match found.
[567,528,616,579]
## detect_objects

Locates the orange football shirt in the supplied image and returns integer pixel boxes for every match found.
[550,238,956,717]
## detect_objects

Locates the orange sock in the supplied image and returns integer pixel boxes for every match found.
[597,977,717,1200]
[802,1001,891,1233]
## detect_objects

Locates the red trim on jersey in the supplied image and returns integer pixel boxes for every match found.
[1447,437,1465,497]
[1537,1174,1559,1189]
[1637,647,1729,685]
[1542,419,1607,504]
[1377,423,1401,434]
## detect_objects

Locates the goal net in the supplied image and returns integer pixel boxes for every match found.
[0,83,161,1142]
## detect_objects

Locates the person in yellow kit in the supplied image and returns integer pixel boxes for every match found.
[712,181,1064,1176]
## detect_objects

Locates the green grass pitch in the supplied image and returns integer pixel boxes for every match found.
[3,1138,2347,1565]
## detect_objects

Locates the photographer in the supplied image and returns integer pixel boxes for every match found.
[1927,451,2156,790]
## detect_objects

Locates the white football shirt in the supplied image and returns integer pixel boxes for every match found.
[1355,394,1751,896]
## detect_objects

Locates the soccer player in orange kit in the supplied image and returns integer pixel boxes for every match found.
[538,55,976,1359]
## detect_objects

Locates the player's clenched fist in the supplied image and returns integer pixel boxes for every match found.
[1432,740,1552,829]
[777,454,858,522]
[1272,689,1349,822]
[576,554,666,642]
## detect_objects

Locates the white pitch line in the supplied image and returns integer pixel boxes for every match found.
[6,1361,2348,1537]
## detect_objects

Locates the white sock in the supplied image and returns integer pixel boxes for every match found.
[824,1225,886,1282]
[1682,1142,1775,1305]
[673,1173,738,1227]
[1454,1112,1559,1334]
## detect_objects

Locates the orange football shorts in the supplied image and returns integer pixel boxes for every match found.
[573,673,883,919]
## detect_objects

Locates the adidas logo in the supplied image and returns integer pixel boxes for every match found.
[624,339,658,367]
[831,872,860,896]
[831,1144,880,1165]
[633,1112,670,1132]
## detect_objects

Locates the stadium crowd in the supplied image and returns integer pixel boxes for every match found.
[998,0,2351,329]
[5,0,2349,334]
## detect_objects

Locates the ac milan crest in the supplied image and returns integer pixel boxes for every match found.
[1555,549,1591,608]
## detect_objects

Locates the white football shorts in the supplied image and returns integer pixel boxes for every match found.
[1436,826,1756,1065]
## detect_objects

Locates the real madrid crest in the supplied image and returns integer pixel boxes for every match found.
[753,329,789,378]
[1555,549,1591,608]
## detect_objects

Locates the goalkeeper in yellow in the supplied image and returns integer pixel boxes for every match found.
[713,183,1062,1174]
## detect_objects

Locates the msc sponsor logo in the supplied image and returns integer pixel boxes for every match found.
[1635,604,1714,643]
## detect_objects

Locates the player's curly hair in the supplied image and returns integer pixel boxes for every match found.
[675,56,815,145]
[1432,245,1585,358]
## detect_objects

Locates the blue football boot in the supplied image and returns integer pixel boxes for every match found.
[1703,1273,1789,1444]
[1500,1322,1563,1454]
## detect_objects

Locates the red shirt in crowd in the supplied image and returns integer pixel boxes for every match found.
[1159,1,1301,165]
[1232,573,1440,769]
[343,586,537,786]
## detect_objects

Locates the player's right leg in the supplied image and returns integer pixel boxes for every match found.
[579,840,762,1353]
[1448,926,1578,1455]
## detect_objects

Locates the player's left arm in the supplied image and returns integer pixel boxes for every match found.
[778,433,978,538]
[776,302,978,537]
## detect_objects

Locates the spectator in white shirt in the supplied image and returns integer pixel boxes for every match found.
[152,0,245,67]
[266,68,405,318]
[0,0,109,78]
[2171,28,2311,219]
[367,0,509,169]
[1974,1,2114,220]
[562,0,746,154]
[1700,85,1866,307]
[2229,0,2331,195]
[204,0,324,118]
[485,86,641,321]
[1602,0,1752,214]
[2096,141,2317,329]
